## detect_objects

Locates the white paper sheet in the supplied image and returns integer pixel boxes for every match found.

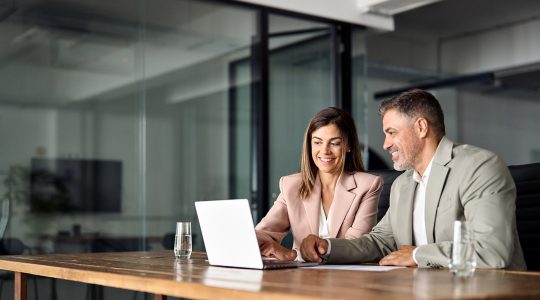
[300,265,405,271]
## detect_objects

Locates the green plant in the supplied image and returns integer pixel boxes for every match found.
[1,165,29,237]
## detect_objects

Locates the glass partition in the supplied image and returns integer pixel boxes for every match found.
[0,0,257,298]
[0,0,145,254]
[351,27,389,170]
[268,14,335,206]
[0,0,361,298]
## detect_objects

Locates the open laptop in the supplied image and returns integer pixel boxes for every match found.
[195,199,319,270]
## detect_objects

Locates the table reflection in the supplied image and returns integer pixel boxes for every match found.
[202,266,263,292]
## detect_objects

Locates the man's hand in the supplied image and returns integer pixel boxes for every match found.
[260,240,297,261]
[300,234,328,262]
[379,245,417,267]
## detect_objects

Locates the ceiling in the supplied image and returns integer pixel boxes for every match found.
[393,0,540,39]
[371,0,540,97]
[1,0,539,104]
[0,0,256,105]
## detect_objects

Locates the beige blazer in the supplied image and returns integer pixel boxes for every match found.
[328,137,527,270]
[255,172,383,251]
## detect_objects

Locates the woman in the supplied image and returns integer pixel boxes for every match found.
[255,107,383,260]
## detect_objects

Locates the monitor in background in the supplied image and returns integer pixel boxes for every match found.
[30,158,122,213]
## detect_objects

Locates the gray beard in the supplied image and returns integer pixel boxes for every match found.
[393,163,411,171]
[393,158,415,171]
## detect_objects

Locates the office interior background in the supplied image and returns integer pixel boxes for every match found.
[1,0,539,298]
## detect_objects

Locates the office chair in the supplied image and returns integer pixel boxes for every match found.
[0,238,39,300]
[509,162,540,270]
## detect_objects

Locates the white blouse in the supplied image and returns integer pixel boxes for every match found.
[319,201,332,238]
[295,201,333,262]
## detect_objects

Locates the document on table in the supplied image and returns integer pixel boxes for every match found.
[300,265,404,271]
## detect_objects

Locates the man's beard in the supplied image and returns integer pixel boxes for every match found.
[392,140,422,171]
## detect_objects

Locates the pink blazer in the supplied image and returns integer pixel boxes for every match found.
[255,172,383,250]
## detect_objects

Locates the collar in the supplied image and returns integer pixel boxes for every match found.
[413,157,434,184]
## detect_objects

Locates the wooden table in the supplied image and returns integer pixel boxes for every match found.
[0,251,540,300]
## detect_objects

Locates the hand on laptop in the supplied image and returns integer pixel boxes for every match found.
[260,240,297,261]
[300,234,328,263]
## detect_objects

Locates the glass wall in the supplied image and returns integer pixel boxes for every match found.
[0,0,257,249]
[268,14,335,208]
[351,28,387,170]
[0,0,368,298]
[0,0,257,298]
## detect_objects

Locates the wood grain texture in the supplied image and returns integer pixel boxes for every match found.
[1,251,540,299]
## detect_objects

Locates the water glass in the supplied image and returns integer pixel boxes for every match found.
[174,222,192,259]
[449,220,476,277]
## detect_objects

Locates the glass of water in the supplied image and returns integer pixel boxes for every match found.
[174,222,192,259]
[449,220,476,277]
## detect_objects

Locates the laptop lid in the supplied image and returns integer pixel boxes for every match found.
[195,199,265,269]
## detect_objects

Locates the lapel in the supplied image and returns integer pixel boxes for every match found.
[425,137,453,243]
[328,173,356,237]
[396,173,416,245]
[303,176,322,235]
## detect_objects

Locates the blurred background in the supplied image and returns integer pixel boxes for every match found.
[0,0,539,298]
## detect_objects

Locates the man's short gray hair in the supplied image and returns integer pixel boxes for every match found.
[379,89,446,137]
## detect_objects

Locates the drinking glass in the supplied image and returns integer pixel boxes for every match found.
[174,222,192,259]
[449,220,476,277]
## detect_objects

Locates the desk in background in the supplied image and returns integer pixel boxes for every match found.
[0,251,540,300]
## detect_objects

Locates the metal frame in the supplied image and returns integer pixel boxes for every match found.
[251,10,270,219]
[224,1,362,221]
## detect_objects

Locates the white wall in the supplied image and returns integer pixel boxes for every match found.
[441,18,540,74]
[457,92,540,165]
[366,33,439,72]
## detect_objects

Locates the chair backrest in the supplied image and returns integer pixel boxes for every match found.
[368,169,403,222]
[370,162,540,270]
[509,162,540,271]
[0,238,25,255]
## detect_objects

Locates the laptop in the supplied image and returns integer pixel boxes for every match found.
[195,199,319,270]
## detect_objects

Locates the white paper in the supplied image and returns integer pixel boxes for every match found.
[300,265,405,271]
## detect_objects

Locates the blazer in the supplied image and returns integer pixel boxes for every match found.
[255,172,383,251]
[328,137,527,270]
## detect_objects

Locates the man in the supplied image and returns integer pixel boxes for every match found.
[300,89,526,269]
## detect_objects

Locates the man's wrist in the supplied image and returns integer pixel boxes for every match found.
[321,238,332,261]
[412,247,419,264]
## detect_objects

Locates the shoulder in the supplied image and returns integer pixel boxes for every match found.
[437,141,512,191]
[281,172,302,183]
[346,171,383,190]
[452,143,498,162]
[279,173,303,190]
[450,143,506,173]
[277,173,303,202]
[350,171,381,184]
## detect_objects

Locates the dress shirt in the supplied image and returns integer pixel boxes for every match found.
[412,158,434,263]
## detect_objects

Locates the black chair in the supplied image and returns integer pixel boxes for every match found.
[509,162,540,271]
[368,169,403,222]
[0,238,39,300]
[0,238,24,256]
[370,162,540,271]
[162,232,175,250]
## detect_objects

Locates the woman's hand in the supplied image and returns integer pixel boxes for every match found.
[260,240,297,261]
